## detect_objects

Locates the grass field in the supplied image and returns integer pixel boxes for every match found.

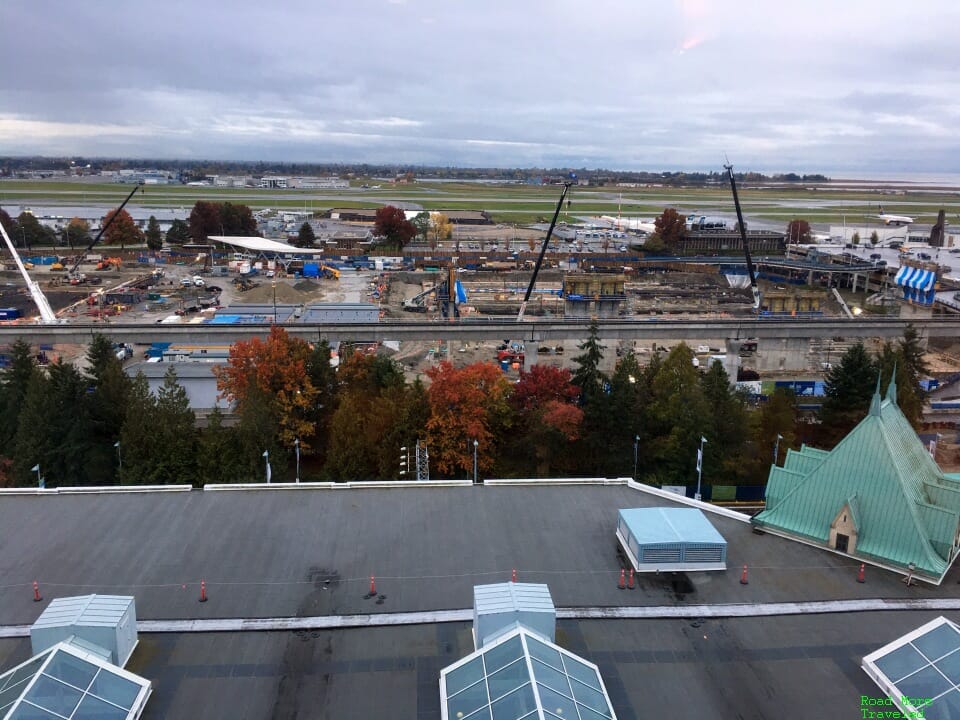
[2,179,958,228]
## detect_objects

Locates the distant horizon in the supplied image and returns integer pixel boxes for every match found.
[5,155,960,186]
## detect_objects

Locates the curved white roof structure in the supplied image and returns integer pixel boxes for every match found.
[208,235,325,255]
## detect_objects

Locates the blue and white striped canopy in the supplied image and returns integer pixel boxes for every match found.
[894,265,936,291]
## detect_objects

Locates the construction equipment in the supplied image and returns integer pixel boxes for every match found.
[724,163,761,312]
[68,181,144,278]
[0,223,58,323]
[518,175,575,321]
[96,257,123,271]
[232,276,258,292]
[320,264,340,280]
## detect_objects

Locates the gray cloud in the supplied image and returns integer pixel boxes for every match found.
[1,0,958,173]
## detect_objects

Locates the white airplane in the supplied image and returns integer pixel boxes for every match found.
[871,206,914,226]
[599,215,657,233]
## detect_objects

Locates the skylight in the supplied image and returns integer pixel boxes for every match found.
[440,627,616,720]
[862,616,960,720]
[0,643,150,720]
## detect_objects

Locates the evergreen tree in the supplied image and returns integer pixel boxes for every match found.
[84,334,130,482]
[235,383,283,482]
[647,344,709,485]
[877,342,923,428]
[293,221,316,248]
[571,320,606,404]
[818,341,878,447]
[154,367,197,484]
[0,339,37,454]
[900,324,929,381]
[197,407,244,484]
[119,373,158,485]
[700,361,749,483]
[579,352,643,477]
[145,215,163,250]
[165,219,190,245]
[12,370,53,485]
[17,361,96,487]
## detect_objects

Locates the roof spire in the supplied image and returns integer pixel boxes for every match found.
[885,362,898,405]
[869,372,882,416]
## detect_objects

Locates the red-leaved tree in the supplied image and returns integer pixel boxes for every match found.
[374,205,417,251]
[511,365,582,475]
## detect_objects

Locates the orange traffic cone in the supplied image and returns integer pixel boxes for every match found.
[33,581,42,602]
[740,565,749,585]
[511,568,517,583]
[199,580,208,603]
[370,575,377,595]
[857,564,865,583]
[627,569,635,589]
[618,568,626,589]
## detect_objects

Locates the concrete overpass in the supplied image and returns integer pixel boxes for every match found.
[1,317,956,346]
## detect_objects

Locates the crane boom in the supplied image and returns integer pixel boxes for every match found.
[69,181,144,276]
[518,180,573,322]
[725,163,761,311]
[0,222,58,324]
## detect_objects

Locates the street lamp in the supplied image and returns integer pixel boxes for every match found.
[773,433,783,466]
[272,280,277,324]
[294,438,300,483]
[263,450,271,483]
[695,436,707,501]
[473,439,479,484]
[115,440,121,470]
[632,435,640,481]
[31,463,43,489]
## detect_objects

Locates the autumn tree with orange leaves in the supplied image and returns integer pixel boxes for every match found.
[214,327,317,451]
[425,361,513,477]
[102,208,144,250]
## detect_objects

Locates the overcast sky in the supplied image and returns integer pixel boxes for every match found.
[1,1,958,174]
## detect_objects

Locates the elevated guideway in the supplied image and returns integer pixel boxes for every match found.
[1,317,958,345]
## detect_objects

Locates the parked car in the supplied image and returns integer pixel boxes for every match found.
[870,253,882,260]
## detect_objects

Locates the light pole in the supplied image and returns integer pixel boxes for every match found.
[31,463,42,489]
[115,440,121,470]
[695,436,707,501]
[773,433,783,466]
[632,435,640,481]
[272,280,277,324]
[294,438,300,483]
[263,450,271,483]
[473,439,479,484]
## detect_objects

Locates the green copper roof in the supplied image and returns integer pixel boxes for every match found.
[754,379,960,580]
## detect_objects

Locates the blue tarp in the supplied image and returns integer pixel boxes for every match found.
[303,263,319,278]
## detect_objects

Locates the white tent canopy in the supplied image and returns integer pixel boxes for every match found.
[208,235,326,255]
